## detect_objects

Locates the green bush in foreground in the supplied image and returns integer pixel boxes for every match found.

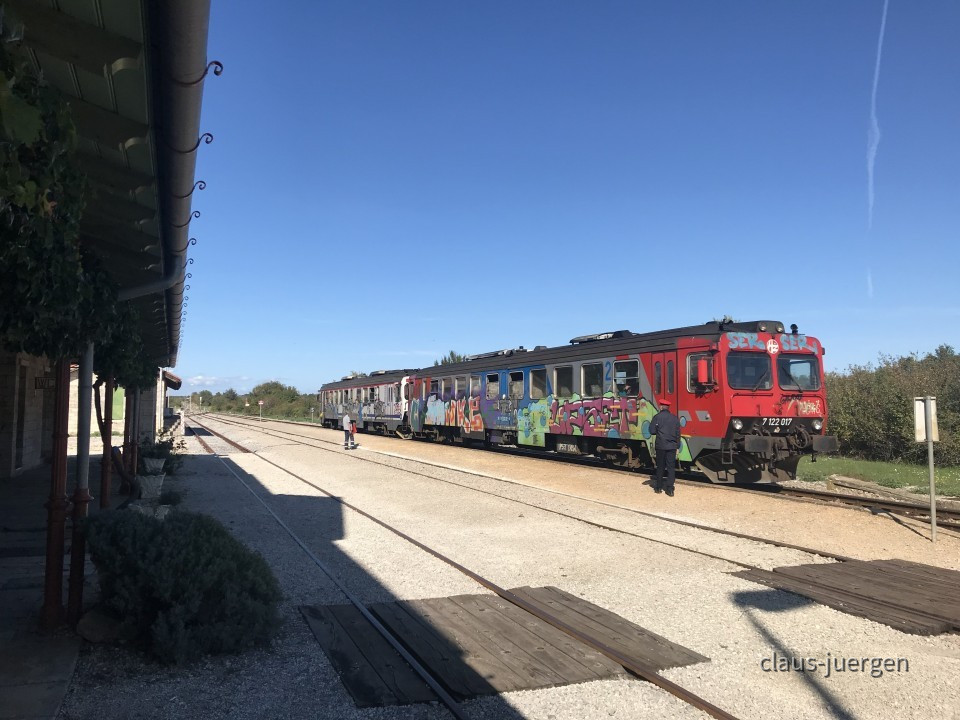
[84,510,282,664]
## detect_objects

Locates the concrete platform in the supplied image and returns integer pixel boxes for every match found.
[0,454,120,720]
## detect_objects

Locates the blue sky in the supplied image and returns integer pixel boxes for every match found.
[178,0,959,394]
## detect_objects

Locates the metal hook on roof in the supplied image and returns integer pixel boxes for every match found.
[172,180,206,199]
[174,237,198,252]
[164,133,213,154]
[172,210,200,228]
[171,60,224,87]
[182,257,195,270]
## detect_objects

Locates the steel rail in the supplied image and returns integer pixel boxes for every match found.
[200,413,855,562]
[185,423,472,720]
[189,419,960,639]
[210,412,960,532]
[187,417,742,720]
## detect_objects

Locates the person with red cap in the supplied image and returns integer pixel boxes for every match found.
[649,399,681,496]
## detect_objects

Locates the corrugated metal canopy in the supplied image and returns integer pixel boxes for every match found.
[5,0,213,367]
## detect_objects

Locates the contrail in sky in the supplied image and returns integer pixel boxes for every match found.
[867,0,890,229]
[867,268,874,299]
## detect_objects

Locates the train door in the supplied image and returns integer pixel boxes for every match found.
[651,351,678,410]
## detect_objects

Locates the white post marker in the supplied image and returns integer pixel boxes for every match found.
[914,396,939,543]
[258,399,264,422]
[310,407,315,423]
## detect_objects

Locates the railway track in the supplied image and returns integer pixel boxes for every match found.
[202,412,960,532]
[185,415,744,720]
[195,413,855,562]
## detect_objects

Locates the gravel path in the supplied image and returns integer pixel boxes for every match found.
[58,417,960,720]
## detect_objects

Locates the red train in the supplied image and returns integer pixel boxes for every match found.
[319,319,838,483]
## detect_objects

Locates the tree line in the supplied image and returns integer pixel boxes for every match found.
[826,345,958,466]
[171,382,320,420]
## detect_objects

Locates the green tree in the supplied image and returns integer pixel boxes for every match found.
[433,350,465,366]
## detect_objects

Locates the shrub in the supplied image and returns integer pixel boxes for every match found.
[84,510,282,664]
[158,490,182,506]
[826,345,959,466]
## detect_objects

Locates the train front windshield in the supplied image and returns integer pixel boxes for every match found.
[726,353,773,390]
[776,354,821,391]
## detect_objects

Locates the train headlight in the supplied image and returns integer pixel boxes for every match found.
[732,419,744,431]
[812,419,823,431]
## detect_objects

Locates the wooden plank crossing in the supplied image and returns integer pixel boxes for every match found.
[733,559,960,636]
[301,586,709,707]
[300,605,436,707]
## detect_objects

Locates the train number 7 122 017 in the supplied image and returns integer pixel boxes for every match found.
[760,417,793,426]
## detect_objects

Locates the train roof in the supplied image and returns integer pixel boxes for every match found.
[320,368,415,391]
[411,320,787,376]
[319,320,791,388]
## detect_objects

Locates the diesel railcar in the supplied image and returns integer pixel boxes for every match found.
[318,320,838,483]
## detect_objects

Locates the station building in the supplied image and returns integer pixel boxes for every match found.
[0,0,215,626]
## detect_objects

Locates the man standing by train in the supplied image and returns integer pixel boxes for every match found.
[649,399,680,496]
[342,411,356,450]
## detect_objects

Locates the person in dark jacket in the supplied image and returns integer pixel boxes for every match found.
[649,399,681,496]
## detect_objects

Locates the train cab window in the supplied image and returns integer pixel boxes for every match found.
[654,362,662,394]
[667,360,675,394]
[582,363,603,398]
[727,352,773,390]
[486,373,500,399]
[613,361,639,397]
[777,355,821,391]
[555,366,573,398]
[455,377,466,398]
[508,371,524,399]
[687,353,715,391]
[429,379,439,397]
[470,375,482,397]
[530,368,547,400]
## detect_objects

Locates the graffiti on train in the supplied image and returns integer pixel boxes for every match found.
[424,395,484,432]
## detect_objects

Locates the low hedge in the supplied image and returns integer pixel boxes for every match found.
[84,510,282,664]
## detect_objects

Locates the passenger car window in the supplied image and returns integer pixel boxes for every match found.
[687,353,714,391]
[508,371,524,399]
[613,361,639,397]
[530,369,547,400]
[582,363,603,397]
[555,367,573,398]
[486,373,500,399]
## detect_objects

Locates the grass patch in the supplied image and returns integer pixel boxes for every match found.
[796,456,960,498]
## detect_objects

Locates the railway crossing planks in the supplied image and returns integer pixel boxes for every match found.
[301,587,708,707]
[508,586,710,670]
[733,559,960,635]
[299,605,436,707]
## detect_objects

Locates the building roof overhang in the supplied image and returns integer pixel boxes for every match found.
[5,0,214,368]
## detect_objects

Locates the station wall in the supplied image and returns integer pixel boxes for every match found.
[0,351,55,479]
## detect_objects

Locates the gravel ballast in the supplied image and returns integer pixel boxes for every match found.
[58,417,960,720]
